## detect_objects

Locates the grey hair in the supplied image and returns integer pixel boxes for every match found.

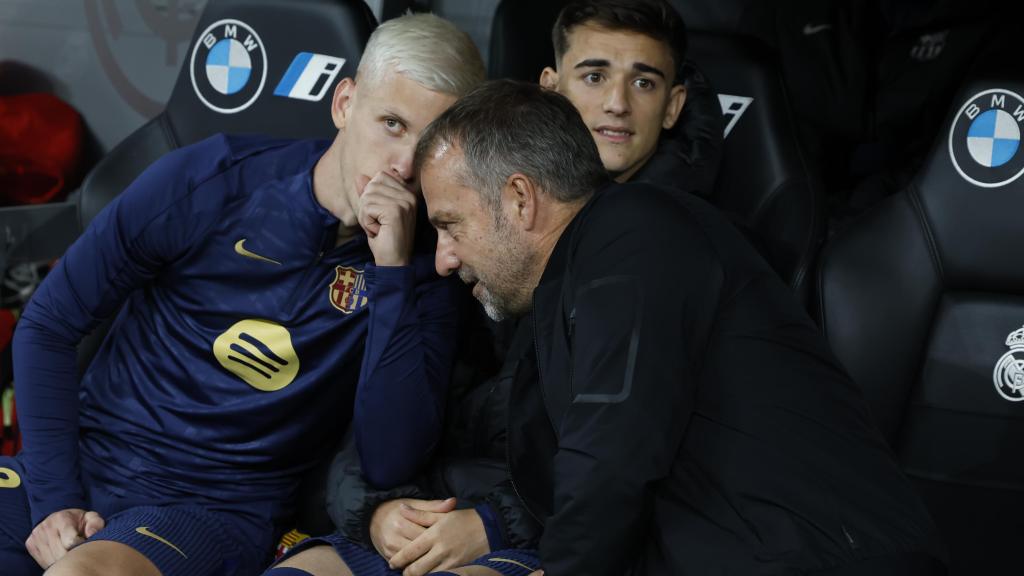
[357,13,485,97]
[415,80,609,211]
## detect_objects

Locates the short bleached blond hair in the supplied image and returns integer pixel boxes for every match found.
[357,12,485,97]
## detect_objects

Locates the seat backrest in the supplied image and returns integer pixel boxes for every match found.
[79,0,377,230]
[75,0,375,369]
[687,32,824,303]
[487,0,565,82]
[817,78,1024,574]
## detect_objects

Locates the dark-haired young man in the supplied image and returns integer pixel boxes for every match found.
[539,0,691,185]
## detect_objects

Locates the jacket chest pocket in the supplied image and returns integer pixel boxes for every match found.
[568,276,643,405]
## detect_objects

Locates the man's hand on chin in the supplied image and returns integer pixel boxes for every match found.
[359,171,418,267]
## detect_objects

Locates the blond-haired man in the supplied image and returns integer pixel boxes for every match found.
[1,13,484,576]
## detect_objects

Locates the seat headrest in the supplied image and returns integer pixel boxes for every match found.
[488,0,565,81]
[914,79,1024,289]
[687,32,822,294]
[686,33,812,210]
[165,0,376,146]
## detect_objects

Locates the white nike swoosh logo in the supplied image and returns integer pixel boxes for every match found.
[803,23,832,35]
[234,239,281,265]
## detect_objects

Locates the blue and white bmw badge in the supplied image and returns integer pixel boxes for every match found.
[190,19,267,114]
[948,88,1024,188]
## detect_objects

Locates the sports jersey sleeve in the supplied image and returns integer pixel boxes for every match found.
[354,259,459,489]
[12,139,231,526]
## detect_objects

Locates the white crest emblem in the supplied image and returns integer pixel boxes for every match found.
[992,325,1024,402]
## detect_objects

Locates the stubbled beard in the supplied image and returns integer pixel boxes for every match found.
[459,211,536,321]
[458,269,509,322]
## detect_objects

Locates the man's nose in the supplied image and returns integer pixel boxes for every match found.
[435,237,460,277]
[392,146,415,184]
[604,82,631,116]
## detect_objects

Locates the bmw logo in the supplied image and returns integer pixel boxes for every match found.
[189,19,267,114]
[948,88,1024,188]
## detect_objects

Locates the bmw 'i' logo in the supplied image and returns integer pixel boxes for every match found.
[948,88,1024,188]
[189,19,267,114]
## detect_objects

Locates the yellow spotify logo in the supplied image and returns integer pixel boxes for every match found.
[0,467,21,489]
[213,319,299,391]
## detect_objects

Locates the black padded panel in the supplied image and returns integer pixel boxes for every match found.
[817,192,942,443]
[915,81,1024,289]
[688,32,824,298]
[165,0,376,145]
[78,117,175,229]
[901,294,1024,485]
[487,0,565,82]
[666,0,750,33]
[817,78,1024,575]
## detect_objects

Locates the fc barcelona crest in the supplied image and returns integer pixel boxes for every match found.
[329,266,369,314]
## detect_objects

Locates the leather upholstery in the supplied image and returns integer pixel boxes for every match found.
[78,0,376,230]
[687,32,824,303]
[817,78,1024,574]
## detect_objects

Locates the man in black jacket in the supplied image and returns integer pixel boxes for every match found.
[412,80,947,575]
[299,3,724,574]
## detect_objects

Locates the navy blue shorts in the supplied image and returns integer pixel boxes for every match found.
[278,532,539,576]
[0,455,272,576]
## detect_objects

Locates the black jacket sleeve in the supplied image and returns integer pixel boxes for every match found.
[539,188,722,575]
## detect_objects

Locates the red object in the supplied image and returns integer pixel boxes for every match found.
[0,92,84,206]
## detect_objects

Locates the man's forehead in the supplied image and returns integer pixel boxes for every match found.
[563,23,674,69]
[421,150,464,201]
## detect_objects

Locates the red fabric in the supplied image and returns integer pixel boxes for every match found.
[1,309,17,456]
[0,309,14,351]
[0,92,84,206]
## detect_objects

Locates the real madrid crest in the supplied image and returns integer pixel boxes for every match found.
[329,266,369,314]
[948,88,1024,188]
[992,325,1024,402]
[189,19,268,114]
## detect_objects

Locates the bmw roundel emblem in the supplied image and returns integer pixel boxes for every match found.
[189,19,267,114]
[948,88,1024,188]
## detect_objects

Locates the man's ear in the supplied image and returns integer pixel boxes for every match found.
[502,173,540,231]
[539,67,560,91]
[662,83,687,130]
[331,77,356,130]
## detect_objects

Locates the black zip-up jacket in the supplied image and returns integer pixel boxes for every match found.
[507,182,946,575]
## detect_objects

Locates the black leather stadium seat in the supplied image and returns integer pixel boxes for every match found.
[817,78,1024,575]
[78,0,376,230]
[687,32,824,304]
